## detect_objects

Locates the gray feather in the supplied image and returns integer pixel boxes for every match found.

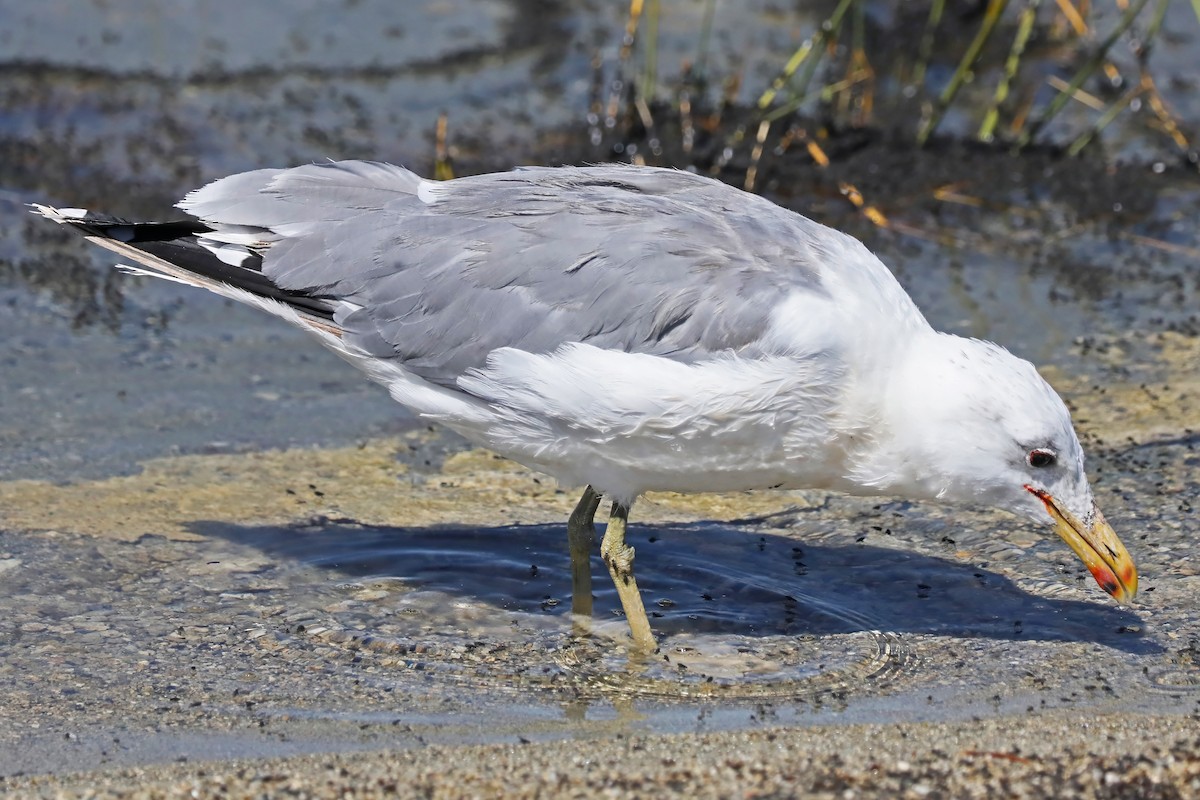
[180,162,835,388]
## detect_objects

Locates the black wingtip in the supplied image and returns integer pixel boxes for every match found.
[33,203,335,321]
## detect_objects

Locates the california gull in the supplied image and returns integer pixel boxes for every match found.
[33,162,1137,650]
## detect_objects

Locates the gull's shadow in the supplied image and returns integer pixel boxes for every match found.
[190,518,1154,655]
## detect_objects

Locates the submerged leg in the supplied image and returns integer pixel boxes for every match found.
[567,486,602,618]
[600,501,657,651]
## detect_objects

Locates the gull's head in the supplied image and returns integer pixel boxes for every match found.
[857,332,1137,603]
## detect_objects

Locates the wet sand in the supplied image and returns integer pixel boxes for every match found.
[6,711,1200,798]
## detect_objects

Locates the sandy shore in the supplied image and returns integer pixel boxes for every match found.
[5,710,1198,799]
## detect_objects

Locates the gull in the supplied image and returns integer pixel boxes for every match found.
[33,161,1137,650]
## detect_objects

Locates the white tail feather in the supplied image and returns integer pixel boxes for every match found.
[114,264,195,286]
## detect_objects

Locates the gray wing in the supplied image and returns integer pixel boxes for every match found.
[180,161,835,388]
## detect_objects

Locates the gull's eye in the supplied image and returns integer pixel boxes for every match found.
[1027,448,1057,468]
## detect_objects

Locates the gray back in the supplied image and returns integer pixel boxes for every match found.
[182,162,839,388]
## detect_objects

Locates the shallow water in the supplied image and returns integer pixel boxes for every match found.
[1,0,1199,780]
[3,426,1197,775]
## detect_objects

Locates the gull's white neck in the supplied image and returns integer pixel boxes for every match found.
[836,329,1027,504]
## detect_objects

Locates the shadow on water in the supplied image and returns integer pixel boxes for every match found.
[190,517,1150,656]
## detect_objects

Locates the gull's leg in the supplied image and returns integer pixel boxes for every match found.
[567,486,602,618]
[600,501,657,651]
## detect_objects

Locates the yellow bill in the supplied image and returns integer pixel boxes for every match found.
[1026,485,1137,603]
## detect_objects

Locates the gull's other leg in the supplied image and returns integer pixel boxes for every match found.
[567,486,602,618]
[600,501,657,651]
